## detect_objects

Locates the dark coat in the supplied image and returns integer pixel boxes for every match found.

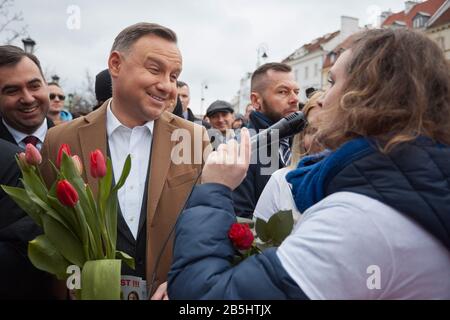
[0,117,54,147]
[232,111,286,218]
[0,139,56,299]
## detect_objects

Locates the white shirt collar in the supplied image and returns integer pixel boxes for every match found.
[2,117,48,145]
[106,99,154,137]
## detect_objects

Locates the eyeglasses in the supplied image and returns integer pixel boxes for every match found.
[49,93,66,101]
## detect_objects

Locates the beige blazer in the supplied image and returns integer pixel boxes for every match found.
[40,100,210,295]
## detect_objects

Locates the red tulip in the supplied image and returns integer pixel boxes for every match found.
[71,155,83,176]
[228,223,254,251]
[90,149,107,178]
[57,144,71,168]
[25,143,42,166]
[56,180,79,207]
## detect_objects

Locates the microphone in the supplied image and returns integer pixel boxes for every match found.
[250,111,308,153]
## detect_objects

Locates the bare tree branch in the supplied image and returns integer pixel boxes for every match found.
[0,0,28,45]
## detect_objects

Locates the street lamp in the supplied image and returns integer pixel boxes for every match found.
[257,43,269,68]
[22,37,36,54]
[200,81,209,115]
[51,75,60,85]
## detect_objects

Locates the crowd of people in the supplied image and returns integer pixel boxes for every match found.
[0,21,449,300]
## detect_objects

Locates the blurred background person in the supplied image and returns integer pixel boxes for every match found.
[93,68,112,111]
[206,100,235,150]
[47,82,72,125]
[232,113,245,130]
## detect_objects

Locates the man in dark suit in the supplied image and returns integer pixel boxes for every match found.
[0,45,52,150]
[176,81,200,123]
[0,139,55,299]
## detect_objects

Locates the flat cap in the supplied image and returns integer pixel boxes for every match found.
[206,100,234,117]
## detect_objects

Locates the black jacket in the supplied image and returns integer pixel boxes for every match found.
[232,111,286,218]
[0,139,56,299]
[0,117,54,147]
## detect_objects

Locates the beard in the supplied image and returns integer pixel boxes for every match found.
[260,100,285,123]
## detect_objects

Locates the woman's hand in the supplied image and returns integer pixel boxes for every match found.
[201,128,251,190]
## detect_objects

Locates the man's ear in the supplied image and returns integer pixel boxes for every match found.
[250,92,262,112]
[108,51,122,78]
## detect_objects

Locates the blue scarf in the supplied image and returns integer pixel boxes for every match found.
[286,137,376,212]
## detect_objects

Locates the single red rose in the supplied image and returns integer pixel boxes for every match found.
[56,180,79,207]
[228,223,254,250]
[90,149,107,178]
[57,144,71,168]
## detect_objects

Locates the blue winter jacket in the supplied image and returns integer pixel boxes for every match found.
[168,138,450,299]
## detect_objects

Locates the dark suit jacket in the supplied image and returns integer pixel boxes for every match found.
[40,101,210,296]
[0,117,54,146]
[0,139,55,299]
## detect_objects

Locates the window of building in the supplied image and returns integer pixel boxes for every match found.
[436,36,445,50]
[314,63,319,77]
[294,69,299,82]
[305,66,309,80]
[413,14,430,29]
[330,52,337,64]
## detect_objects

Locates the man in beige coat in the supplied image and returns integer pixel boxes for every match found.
[40,23,210,299]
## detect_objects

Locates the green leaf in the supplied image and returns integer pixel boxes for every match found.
[21,165,48,202]
[85,186,97,217]
[42,214,86,267]
[47,194,81,237]
[255,218,270,242]
[99,158,113,203]
[236,217,255,228]
[1,185,43,226]
[267,210,294,246]
[28,235,71,280]
[105,190,118,256]
[81,259,121,300]
[112,155,131,192]
[115,250,135,270]
[25,186,72,231]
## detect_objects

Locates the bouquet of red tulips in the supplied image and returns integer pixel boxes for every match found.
[1,143,132,300]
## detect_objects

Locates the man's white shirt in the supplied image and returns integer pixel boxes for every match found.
[106,101,154,239]
[3,118,47,150]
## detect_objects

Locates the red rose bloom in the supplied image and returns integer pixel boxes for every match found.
[228,223,254,250]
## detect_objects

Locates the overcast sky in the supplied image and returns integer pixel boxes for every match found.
[9,0,406,114]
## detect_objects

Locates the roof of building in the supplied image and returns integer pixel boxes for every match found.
[428,0,450,27]
[322,35,355,69]
[382,0,446,28]
[283,30,340,63]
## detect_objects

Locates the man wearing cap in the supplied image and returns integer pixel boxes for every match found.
[206,100,236,150]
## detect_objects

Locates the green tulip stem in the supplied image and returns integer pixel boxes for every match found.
[74,203,90,261]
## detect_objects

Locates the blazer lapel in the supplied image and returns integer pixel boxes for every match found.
[146,112,177,226]
[0,119,18,146]
[77,101,108,197]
